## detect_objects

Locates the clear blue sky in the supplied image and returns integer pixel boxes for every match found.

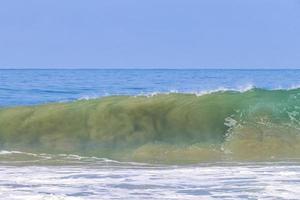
[0,0,300,68]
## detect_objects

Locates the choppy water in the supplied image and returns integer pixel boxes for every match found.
[1,69,300,199]
[1,162,300,200]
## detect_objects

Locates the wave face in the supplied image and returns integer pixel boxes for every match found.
[1,88,300,164]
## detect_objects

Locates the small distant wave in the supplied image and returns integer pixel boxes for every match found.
[1,88,300,164]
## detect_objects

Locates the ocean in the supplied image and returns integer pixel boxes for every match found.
[1,69,300,199]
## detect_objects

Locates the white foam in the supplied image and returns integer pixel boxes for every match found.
[133,84,256,98]
[61,84,300,103]
[78,95,99,100]
[0,164,300,199]
[193,84,255,96]
[0,150,37,156]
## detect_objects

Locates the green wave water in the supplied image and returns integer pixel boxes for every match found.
[1,88,300,164]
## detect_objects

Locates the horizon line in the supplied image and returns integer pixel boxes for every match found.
[0,67,299,70]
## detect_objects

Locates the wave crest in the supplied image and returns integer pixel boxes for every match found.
[1,88,300,164]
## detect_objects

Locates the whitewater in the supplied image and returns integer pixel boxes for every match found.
[1,69,300,199]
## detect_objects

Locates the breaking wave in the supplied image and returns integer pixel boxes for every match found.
[1,88,300,164]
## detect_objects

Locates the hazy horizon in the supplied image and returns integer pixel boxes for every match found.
[1,66,300,70]
[1,67,300,70]
[0,0,300,69]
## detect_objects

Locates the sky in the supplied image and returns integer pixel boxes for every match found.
[0,0,299,69]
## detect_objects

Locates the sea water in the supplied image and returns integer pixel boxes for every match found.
[1,69,300,199]
[2,69,300,107]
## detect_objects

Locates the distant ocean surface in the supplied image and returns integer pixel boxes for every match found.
[1,69,300,107]
[1,69,300,199]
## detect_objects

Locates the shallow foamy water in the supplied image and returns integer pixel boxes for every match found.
[1,163,300,200]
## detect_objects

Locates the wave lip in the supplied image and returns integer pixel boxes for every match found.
[1,88,300,164]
